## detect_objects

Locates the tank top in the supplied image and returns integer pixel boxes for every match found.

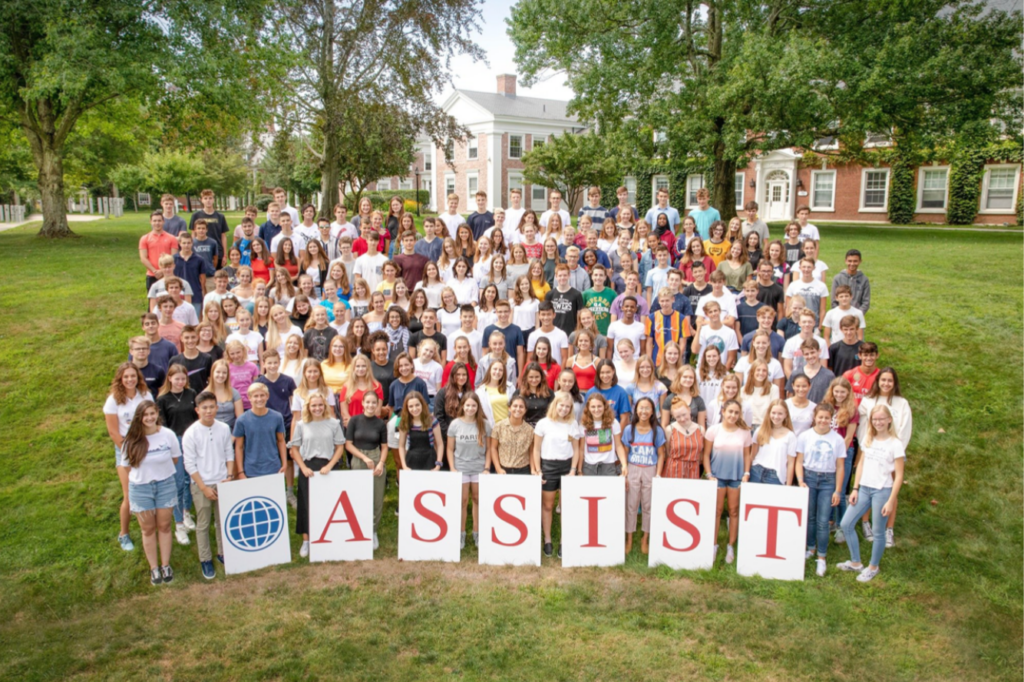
[571,356,598,391]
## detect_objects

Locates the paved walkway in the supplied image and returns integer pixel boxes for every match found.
[0,214,104,233]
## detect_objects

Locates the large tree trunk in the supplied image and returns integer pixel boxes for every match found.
[37,146,73,238]
[320,132,340,216]
[711,139,737,223]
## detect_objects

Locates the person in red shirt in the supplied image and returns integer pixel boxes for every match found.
[139,211,180,294]
[842,342,880,404]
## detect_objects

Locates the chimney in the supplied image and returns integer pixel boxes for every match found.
[497,74,517,98]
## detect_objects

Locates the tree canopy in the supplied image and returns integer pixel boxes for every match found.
[522,133,621,211]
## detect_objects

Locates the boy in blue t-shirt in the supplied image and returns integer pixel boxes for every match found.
[482,300,526,375]
[174,232,216,314]
[254,350,297,436]
[190,219,220,270]
[687,188,721,241]
[736,280,767,337]
[232,382,287,479]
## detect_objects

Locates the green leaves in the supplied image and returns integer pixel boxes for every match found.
[521,133,621,210]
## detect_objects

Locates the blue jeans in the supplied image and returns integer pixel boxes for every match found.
[833,442,856,525]
[804,469,836,557]
[173,453,193,523]
[840,485,890,567]
[749,464,782,485]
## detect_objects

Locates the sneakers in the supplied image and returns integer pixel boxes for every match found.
[216,554,224,565]
[182,510,196,531]
[836,561,863,572]
[175,525,190,546]
[299,540,310,558]
[543,542,553,558]
[885,528,895,548]
[862,520,873,541]
[160,565,174,584]
[472,531,479,546]
[725,545,735,564]
[287,489,298,510]
[555,504,561,515]
[150,567,163,585]
[834,529,846,545]
[373,533,379,551]
[805,548,815,559]
[460,531,466,550]
[713,544,719,560]
[857,566,880,582]
[816,559,827,577]
[118,534,135,552]
[200,560,215,580]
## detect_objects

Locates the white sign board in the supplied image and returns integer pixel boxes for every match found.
[397,470,463,563]
[217,474,292,575]
[737,482,809,581]
[648,478,718,571]
[478,474,542,566]
[308,470,374,563]
[560,476,625,567]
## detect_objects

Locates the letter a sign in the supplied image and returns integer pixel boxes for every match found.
[308,470,374,562]
[397,470,463,562]
[478,474,542,566]
[560,476,625,567]
[737,482,809,581]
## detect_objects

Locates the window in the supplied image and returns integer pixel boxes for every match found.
[531,184,547,210]
[509,134,523,159]
[508,173,524,207]
[686,175,704,207]
[424,158,432,171]
[445,174,455,197]
[811,170,836,211]
[467,135,478,160]
[399,177,413,191]
[653,175,670,205]
[735,173,744,209]
[864,131,892,148]
[654,130,667,144]
[624,176,637,205]
[917,167,949,212]
[467,172,479,198]
[533,136,545,149]
[860,169,889,212]
[981,165,1020,213]
[378,178,391,191]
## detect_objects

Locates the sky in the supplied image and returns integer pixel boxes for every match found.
[438,0,576,102]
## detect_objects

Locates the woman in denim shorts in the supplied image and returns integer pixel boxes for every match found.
[702,399,753,566]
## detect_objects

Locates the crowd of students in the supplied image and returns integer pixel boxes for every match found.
[107,183,911,585]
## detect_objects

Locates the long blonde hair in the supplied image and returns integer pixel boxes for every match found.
[343,354,379,397]
[205,359,235,402]
[301,393,330,423]
[264,304,295,353]
[824,376,857,427]
[295,358,330,401]
[544,391,576,424]
[863,404,897,447]
[755,399,793,446]
[742,360,772,397]
[202,301,227,343]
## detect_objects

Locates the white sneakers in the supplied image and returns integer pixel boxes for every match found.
[725,545,735,564]
[373,533,379,551]
[299,540,310,558]
[181,510,196,531]
[856,567,880,582]
[885,528,895,548]
[816,559,827,577]
[175,524,190,546]
[862,520,873,541]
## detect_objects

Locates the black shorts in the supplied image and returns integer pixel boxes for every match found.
[504,465,532,475]
[541,458,572,492]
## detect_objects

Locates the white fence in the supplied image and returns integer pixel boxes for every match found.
[67,197,125,217]
[0,205,25,223]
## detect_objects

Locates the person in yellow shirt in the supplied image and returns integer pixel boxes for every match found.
[528,259,551,300]
[703,221,732,267]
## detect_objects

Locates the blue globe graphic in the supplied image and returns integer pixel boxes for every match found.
[225,496,284,552]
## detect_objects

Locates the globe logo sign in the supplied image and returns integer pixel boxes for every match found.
[225,496,285,552]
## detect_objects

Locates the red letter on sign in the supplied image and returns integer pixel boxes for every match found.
[663,499,700,552]
[492,494,528,546]
[581,496,606,547]
[412,490,447,543]
[312,491,370,544]
[743,504,803,560]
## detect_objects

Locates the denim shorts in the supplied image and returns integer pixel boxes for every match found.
[115,446,126,468]
[716,477,742,489]
[128,476,177,513]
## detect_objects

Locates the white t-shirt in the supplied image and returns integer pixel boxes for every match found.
[822,306,866,338]
[148,279,194,299]
[695,324,739,365]
[182,420,234,485]
[606,319,646,356]
[535,418,584,461]
[295,224,320,246]
[795,428,846,474]
[103,390,155,438]
[473,256,494,285]
[413,358,444,395]
[539,209,572,232]
[438,212,466,237]
[785,399,817,435]
[504,207,526,234]
[290,389,337,414]
[438,308,462,337]
[785,279,829,322]
[331,221,358,240]
[414,281,445,309]
[696,291,739,320]
[734,356,785,386]
[752,430,798,477]
[740,383,780,426]
[858,436,906,490]
[172,302,199,326]
[781,334,830,375]
[448,329,483,363]
[527,326,570,362]
[227,330,264,362]
[811,259,828,282]
[582,419,622,465]
[128,427,181,485]
[353,253,388,291]
[271,230,307,255]
[448,277,479,306]
[797,222,820,243]
[705,398,754,429]
[512,298,539,330]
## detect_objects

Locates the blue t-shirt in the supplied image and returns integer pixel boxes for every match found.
[388,377,429,411]
[136,338,179,373]
[259,220,281,247]
[621,424,666,467]
[191,238,219,269]
[466,211,495,240]
[255,374,297,426]
[233,409,285,477]
[174,253,216,306]
[672,293,694,318]
[482,323,525,360]
[644,206,681,231]
[736,299,766,337]
[688,207,721,241]
[585,385,632,419]
[413,237,443,262]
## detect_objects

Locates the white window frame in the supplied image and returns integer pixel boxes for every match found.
[810,170,836,212]
[378,178,391,192]
[399,177,413,191]
[623,176,637,206]
[652,175,670,208]
[508,134,524,159]
[444,173,456,199]
[507,172,524,208]
[979,164,1021,215]
[467,135,478,160]
[864,131,893,148]
[859,168,890,213]
[466,171,479,200]
[530,183,547,211]
[532,135,546,149]
[916,166,950,213]
[686,174,704,208]
[734,172,745,210]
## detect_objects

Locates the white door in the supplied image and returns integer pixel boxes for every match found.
[764,171,791,221]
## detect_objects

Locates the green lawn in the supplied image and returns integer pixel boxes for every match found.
[0,215,1021,681]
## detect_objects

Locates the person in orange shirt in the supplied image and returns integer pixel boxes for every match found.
[139,211,180,295]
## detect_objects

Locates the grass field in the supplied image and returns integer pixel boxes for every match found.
[0,214,1021,681]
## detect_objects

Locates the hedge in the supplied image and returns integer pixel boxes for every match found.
[344,190,430,212]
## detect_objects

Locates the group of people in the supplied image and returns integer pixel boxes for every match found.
[108,183,911,585]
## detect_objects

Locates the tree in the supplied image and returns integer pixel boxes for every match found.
[275,0,485,217]
[522,133,621,211]
[0,0,274,237]
[261,120,322,206]
[509,0,1022,222]
[333,101,417,206]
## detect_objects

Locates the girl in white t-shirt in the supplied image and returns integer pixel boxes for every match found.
[225,308,263,363]
[734,330,785,393]
[794,404,848,577]
[511,275,539,334]
[697,346,728,408]
[706,374,752,428]
[412,339,444,401]
[103,363,153,552]
[415,261,446,309]
[785,373,817,436]
[612,338,638,390]
[533,392,584,558]
[837,404,905,582]
[749,400,797,485]
[740,360,780,429]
